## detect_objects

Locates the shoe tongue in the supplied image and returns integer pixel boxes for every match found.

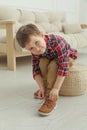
[45,98,52,104]
[46,98,52,102]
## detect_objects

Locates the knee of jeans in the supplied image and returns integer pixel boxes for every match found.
[48,60,58,71]
[39,58,50,69]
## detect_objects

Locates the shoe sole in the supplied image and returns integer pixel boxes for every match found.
[38,105,57,116]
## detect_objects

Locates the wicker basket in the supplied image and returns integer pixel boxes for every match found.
[59,64,87,96]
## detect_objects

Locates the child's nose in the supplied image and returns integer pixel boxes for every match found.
[36,46,40,51]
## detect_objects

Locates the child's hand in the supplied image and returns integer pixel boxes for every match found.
[49,88,59,101]
[38,87,45,99]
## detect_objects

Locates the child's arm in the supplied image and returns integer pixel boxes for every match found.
[35,74,45,89]
[49,75,65,101]
[35,74,45,99]
[53,75,65,91]
[49,37,69,101]
[32,55,45,99]
[32,55,41,78]
[49,36,77,101]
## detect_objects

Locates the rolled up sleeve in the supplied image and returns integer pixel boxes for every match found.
[32,55,41,78]
[55,38,70,76]
[57,52,69,76]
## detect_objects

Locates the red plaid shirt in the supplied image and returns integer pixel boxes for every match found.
[32,34,77,78]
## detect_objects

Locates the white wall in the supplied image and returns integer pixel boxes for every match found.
[0,0,53,10]
[0,0,84,23]
[53,0,80,23]
[79,0,87,24]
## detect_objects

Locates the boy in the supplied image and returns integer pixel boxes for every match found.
[16,24,77,116]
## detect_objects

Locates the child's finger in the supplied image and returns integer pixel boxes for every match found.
[38,92,43,99]
[41,92,44,98]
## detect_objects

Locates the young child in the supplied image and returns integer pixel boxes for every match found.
[16,24,77,116]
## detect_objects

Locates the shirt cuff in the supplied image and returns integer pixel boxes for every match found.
[33,72,41,79]
[57,69,69,76]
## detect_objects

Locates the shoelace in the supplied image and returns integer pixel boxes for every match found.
[43,99,53,107]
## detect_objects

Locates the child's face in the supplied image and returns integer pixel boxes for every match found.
[25,34,46,55]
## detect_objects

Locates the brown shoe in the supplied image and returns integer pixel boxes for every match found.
[38,98,56,116]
